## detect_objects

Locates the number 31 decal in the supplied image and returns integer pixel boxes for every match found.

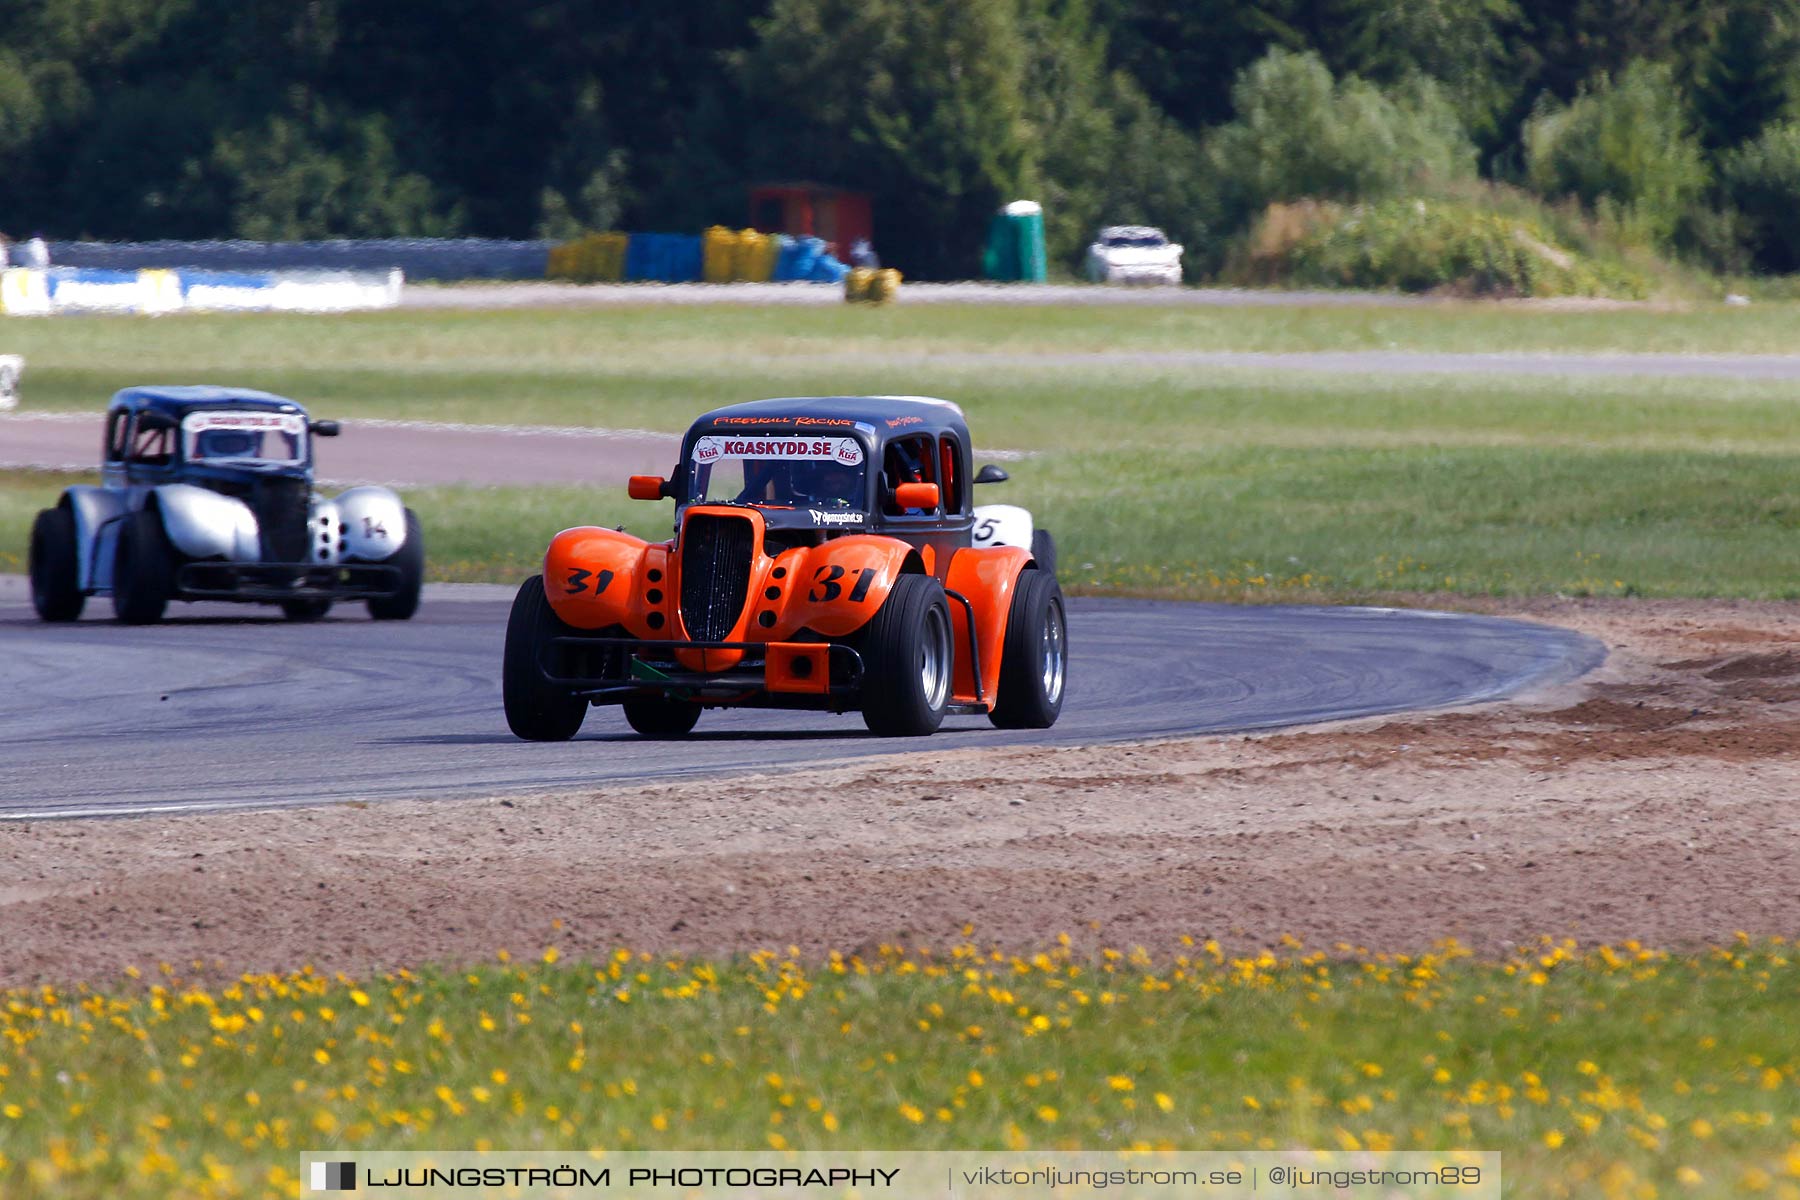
[565,567,615,596]
[810,565,877,603]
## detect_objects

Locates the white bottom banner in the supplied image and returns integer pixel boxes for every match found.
[297,1151,1500,1199]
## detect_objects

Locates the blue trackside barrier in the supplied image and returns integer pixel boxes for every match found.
[48,238,550,281]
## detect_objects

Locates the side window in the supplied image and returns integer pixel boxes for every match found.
[131,422,175,467]
[938,435,964,515]
[880,434,939,516]
[104,410,131,462]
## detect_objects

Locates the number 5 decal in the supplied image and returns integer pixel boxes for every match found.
[975,517,999,542]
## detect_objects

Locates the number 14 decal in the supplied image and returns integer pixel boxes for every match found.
[810,565,877,603]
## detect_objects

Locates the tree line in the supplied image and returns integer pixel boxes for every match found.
[3,0,1799,278]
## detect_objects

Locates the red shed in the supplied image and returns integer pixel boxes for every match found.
[748,183,872,258]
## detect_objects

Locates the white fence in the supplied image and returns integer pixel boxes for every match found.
[0,267,403,316]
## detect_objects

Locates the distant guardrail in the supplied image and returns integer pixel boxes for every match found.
[48,238,549,282]
[0,267,403,315]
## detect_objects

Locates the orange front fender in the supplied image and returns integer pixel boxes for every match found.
[945,545,1032,708]
[542,526,672,636]
[761,535,921,640]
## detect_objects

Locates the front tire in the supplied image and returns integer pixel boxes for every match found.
[860,574,954,736]
[623,694,701,738]
[112,508,175,625]
[29,506,84,622]
[367,508,424,621]
[282,598,333,621]
[503,574,588,741]
[989,569,1067,729]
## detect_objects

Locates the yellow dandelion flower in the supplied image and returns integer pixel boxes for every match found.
[1243,1096,1261,1111]
[1677,1166,1702,1185]
[543,947,560,965]
[349,990,369,1007]
[1108,1075,1134,1092]
[1036,1106,1059,1123]
[1543,1130,1564,1149]
[312,1048,330,1065]
[1691,1119,1714,1139]
[899,1103,925,1124]
[1155,1093,1174,1112]
[822,1113,839,1133]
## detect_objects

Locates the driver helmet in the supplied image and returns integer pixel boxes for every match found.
[797,460,860,506]
[197,429,259,458]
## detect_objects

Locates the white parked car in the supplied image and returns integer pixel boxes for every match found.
[1084,225,1183,286]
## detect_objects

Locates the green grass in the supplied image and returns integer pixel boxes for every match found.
[7,304,1799,598]
[9,351,1799,598]
[1,940,1795,1198]
[8,303,1800,430]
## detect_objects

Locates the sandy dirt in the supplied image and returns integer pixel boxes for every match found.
[2,597,1796,985]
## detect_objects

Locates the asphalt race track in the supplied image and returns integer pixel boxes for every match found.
[0,588,1603,819]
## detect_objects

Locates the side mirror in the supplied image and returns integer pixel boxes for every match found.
[893,481,940,511]
[310,419,341,437]
[974,464,1009,484]
[628,475,670,501]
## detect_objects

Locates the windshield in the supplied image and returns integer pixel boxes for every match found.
[182,411,307,466]
[1104,232,1167,248]
[688,433,867,512]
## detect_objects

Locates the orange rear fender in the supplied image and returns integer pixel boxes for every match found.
[543,526,672,635]
[944,545,1032,707]
[759,536,920,640]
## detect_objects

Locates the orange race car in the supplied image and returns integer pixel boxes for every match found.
[502,396,1066,738]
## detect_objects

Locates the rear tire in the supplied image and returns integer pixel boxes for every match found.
[989,569,1067,729]
[623,694,701,738]
[112,508,175,625]
[281,598,333,621]
[367,508,423,621]
[1030,528,1058,578]
[860,574,953,736]
[29,506,84,622]
[503,575,589,741]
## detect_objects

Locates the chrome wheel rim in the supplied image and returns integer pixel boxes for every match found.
[1041,597,1066,704]
[920,604,951,711]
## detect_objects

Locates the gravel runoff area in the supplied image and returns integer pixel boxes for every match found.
[0,597,1794,985]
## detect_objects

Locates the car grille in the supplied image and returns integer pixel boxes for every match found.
[679,513,754,642]
[255,478,312,563]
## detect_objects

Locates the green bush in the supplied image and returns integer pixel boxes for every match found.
[1720,120,1800,272]
[1205,49,1478,235]
[1522,61,1708,247]
[1259,196,1649,298]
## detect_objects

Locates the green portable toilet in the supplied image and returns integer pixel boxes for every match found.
[982,200,1047,282]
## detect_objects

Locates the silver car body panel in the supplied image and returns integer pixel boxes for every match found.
[61,485,131,592]
[153,483,261,564]
[59,481,408,594]
[334,486,409,561]
[971,502,1036,554]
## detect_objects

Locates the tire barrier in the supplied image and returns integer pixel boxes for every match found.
[844,267,902,304]
[551,230,850,285]
[546,232,628,282]
[0,267,403,315]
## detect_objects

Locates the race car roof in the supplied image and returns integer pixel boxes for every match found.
[110,385,307,418]
[690,395,970,441]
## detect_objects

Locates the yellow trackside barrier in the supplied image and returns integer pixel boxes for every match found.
[548,232,628,282]
[868,267,902,303]
[731,229,777,282]
[845,267,901,304]
[703,226,738,283]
